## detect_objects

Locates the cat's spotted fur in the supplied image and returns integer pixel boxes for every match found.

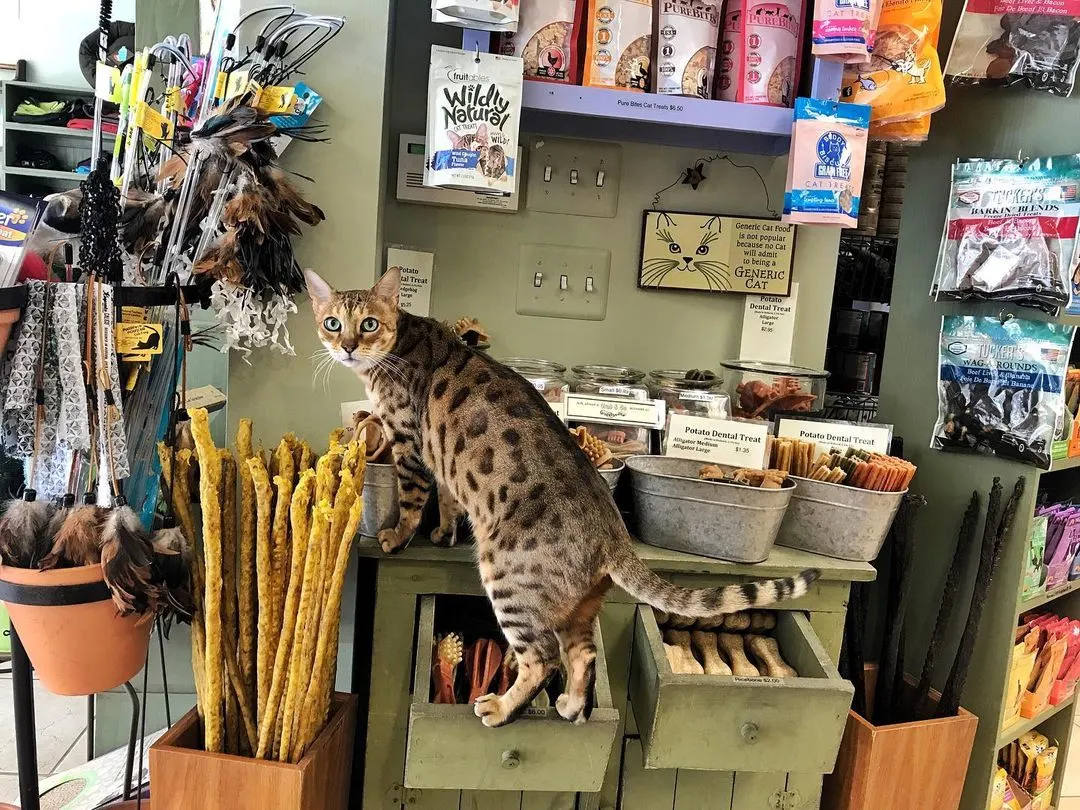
[306,268,819,727]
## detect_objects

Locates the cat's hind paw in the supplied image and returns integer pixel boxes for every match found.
[430,523,457,548]
[474,693,513,728]
[377,527,410,555]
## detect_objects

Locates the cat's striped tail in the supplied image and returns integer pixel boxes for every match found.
[607,543,820,618]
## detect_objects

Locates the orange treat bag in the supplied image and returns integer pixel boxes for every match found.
[840,0,946,124]
[583,0,654,90]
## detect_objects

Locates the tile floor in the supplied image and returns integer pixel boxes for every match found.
[0,665,88,805]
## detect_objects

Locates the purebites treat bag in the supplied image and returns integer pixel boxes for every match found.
[425,45,523,195]
[932,315,1075,470]
[717,0,805,105]
[783,97,872,227]
[655,0,722,98]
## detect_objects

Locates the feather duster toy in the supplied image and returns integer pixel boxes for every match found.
[150,520,195,628]
[100,504,154,616]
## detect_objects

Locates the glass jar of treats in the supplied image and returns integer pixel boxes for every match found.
[649,368,730,422]
[719,360,829,422]
[569,364,652,457]
[503,358,568,405]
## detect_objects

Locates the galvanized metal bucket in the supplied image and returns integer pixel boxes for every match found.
[361,462,399,538]
[625,456,795,563]
[598,458,625,493]
[775,476,905,562]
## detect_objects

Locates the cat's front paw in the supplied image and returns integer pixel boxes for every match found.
[473,693,513,728]
[377,527,410,555]
[430,523,457,548]
[556,693,588,725]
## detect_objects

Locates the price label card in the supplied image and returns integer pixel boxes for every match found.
[664,414,769,468]
[386,247,434,317]
[776,417,893,455]
[740,282,798,364]
[115,323,163,355]
[564,394,666,429]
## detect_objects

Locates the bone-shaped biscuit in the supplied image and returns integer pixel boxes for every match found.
[718,633,760,677]
[747,635,798,678]
[664,630,704,674]
[691,631,732,675]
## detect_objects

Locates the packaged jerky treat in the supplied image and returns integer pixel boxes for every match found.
[945,0,1080,96]
[425,45,523,194]
[655,0,722,98]
[498,0,584,83]
[584,0,654,90]
[932,315,1075,469]
[931,154,1080,313]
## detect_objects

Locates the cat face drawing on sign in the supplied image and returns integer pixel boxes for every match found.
[639,212,732,292]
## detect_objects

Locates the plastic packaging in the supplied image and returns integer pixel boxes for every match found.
[583,0,653,90]
[783,97,872,228]
[425,45,523,194]
[840,0,946,124]
[432,0,519,30]
[498,0,584,83]
[654,0,721,98]
[931,154,1080,313]
[812,0,873,61]
[721,360,829,420]
[945,0,1080,96]
[716,0,804,105]
[931,315,1076,470]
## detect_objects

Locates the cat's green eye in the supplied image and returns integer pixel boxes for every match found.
[323,317,342,332]
[668,243,681,254]
[361,317,380,333]
[696,245,710,255]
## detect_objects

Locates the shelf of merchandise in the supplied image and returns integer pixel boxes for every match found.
[6,122,115,140]
[995,695,1075,748]
[1020,578,1080,614]
[460,29,844,155]
[3,166,82,182]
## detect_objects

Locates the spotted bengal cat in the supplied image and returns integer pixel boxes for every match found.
[306,268,819,727]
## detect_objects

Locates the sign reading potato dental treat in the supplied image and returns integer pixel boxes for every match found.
[638,211,795,295]
[777,417,893,455]
[664,414,770,468]
[386,247,434,316]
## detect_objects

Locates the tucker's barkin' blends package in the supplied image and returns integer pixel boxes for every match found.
[584,0,654,90]
[783,97,872,227]
[425,46,523,194]
[498,0,584,82]
[655,0,722,98]
[716,0,805,105]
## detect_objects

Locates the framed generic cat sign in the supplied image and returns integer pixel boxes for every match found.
[638,211,796,295]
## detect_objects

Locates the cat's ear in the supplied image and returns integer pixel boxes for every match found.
[372,266,401,306]
[304,269,334,305]
[476,123,488,141]
[446,130,461,148]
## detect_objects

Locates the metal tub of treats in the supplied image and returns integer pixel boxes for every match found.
[775,477,905,562]
[625,456,795,563]
[597,458,625,493]
[361,462,399,538]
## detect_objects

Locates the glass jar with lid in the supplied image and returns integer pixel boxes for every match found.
[503,358,568,404]
[649,369,730,421]
[719,360,829,421]
[569,364,652,457]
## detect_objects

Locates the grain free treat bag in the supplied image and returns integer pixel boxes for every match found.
[584,0,654,90]
[931,154,1080,313]
[932,315,1075,470]
[425,45,523,194]
[946,0,1080,95]
[498,0,583,82]
[783,97,872,227]
[655,0,722,98]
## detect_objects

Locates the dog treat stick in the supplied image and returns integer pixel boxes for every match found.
[272,439,296,621]
[236,420,258,717]
[691,631,733,675]
[719,633,760,677]
[220,449,241,754]
[748,635,798,678]
[663,644,682,673]
[664,630,704,674]
[248,455,274,726]
[723,612,752,631]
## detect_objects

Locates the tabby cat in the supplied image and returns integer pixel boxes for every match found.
[306,268,819,728]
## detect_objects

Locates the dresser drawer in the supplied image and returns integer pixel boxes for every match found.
[628,605,853,773]
[404,595,620,792]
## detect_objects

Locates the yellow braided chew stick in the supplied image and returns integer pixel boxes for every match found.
[248,455,274,726]
[189,408,224,753]
[325,468,355,585]
[167,448,206,719]
[272,439,296,623]
[280,500,331,761]
[220,449,240,754]
[294,494,362,761]
[236,419,257,712]
[256,469,315,759]
[298,442,314,473]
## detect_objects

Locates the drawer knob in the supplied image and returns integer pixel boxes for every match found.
[740,722,760,744]
[501,750,521,770]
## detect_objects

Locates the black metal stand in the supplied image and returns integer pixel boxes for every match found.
[10,624,40,810]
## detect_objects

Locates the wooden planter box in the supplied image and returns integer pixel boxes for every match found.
[822,668,977,810]
[149,693,357,810]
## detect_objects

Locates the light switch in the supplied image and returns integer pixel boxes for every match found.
[516,244,610,321]
[596,170,605,187]
[585,276,595,292]
[569,168,579,185]
[543,165,552,182]
[526,137,622,218]
[560,274,568,290]
[533,272,543,287]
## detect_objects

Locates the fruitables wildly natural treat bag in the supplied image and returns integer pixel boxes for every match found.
[783,98,872,227]
[840,0,946,124]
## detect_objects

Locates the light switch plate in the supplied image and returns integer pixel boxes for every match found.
[525,137,622,218]
[516,244,611,320]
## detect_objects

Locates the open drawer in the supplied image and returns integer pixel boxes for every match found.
[629,605,853,773]
[404,595,620,792]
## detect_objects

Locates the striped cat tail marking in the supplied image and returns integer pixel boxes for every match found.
[608,543,820,618]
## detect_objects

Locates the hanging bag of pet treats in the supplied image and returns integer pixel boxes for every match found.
[931,315,1075,470]
[840,0,946,124]
[432,0,519,31]
[654,0,722,99]
[812,0,873,62]
[783,98,872,228]
[584,0,654,91]
[425,45,523,195]
[930,154,1080,313]
[945,0,1080,96]
[497,0,584,82]
[716,0,805,106]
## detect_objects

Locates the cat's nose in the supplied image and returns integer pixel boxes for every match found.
[342,341,358,354]
[682,256,692,263]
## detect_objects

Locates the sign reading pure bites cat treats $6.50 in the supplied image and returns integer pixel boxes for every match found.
[426,45,523,195]
[639,210,796,295]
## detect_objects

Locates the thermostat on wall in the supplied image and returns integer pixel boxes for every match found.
[396,134,521,213]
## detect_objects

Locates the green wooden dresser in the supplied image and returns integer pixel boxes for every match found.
[356,538,875,810]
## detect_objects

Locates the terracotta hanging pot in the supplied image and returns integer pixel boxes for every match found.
[0,563,152,696]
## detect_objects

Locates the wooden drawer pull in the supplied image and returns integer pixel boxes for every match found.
[740,722,759,744]
[501,750,520,770]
